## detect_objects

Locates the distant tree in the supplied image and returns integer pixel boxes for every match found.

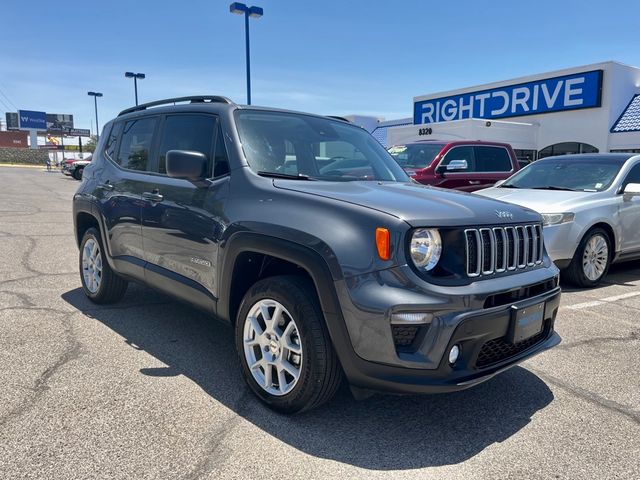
[83,135,97,153]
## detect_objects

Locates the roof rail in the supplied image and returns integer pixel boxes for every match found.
[118,95,235,116]
[326,115,351,123]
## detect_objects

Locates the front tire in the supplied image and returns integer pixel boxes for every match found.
[73,167,84,180]
[563,228,611,288]
[235,275,342,414]
[79,227,128,303]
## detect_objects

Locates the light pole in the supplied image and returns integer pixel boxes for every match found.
[87,92,103,139]
[125,72,146,106]
[229,2,263,105]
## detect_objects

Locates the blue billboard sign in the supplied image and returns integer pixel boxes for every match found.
[414,70,603,125]
[18,110,47,130]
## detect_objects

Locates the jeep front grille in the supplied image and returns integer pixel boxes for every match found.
[465,224,543,277]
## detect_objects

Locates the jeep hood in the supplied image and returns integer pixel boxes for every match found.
[273,180,541,227]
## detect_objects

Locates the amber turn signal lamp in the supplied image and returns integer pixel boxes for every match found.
[376,227,391,260]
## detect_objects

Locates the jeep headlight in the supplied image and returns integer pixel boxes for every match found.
[410,228,442,271]
[541,212,575,226]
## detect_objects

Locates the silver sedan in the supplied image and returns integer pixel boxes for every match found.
[476,153,640,287]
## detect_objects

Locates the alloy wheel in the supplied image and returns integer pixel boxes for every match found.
[582,234,609,282]
[243,299,303,396]
[82,238,103,293]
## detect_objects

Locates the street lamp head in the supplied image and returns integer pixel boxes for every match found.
[229,2,248,14]
[87,92,103,97]
[125,72,146,79]
[249,7,264,18]
[248,6,263,18]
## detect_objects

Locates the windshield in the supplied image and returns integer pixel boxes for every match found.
[388,143,445,169]
[235,110,409,182]
[502,157,624,192]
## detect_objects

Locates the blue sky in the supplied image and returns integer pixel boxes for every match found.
[1,0,639,133]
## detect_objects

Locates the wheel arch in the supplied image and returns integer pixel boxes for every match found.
[218,233,343,327]
[581,221,617,259]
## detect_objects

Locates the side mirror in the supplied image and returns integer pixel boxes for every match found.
[446,159,468,171]
[623,182,640,198]
[494,179,506,187]
[166,150,208,181]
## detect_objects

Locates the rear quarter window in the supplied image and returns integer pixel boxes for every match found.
[116,117,157,171]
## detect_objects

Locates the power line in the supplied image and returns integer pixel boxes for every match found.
[0,82,18,110]
[0,96,12,113]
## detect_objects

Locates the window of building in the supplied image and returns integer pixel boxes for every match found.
[538,142,598,159]
[158,115,216,175]
[474,146,513,172]
[117,117,157,171]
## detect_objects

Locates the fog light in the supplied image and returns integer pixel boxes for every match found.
[390,312,433,325]
[449,344,460,364]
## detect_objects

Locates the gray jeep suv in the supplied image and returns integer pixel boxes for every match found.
[73,96,561,413]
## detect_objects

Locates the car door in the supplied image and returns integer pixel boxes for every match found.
[95,117,159,273]
[473,145,515,189]
[618,161,640,254]
[140,113,230,305]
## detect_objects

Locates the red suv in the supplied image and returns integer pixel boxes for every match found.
[388,140,519,191]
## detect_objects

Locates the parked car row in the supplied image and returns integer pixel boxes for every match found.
[386,140,640,287]
[61,155,92,180]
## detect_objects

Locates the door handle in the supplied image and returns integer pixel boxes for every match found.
[98,182,114,191]
[142,191,164,203]
[469,180,481,185]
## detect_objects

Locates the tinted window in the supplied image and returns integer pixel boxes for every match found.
[440,146,475,172]
[213,123,230,178]
[117,118,157,171]
[388,143,445,169]
[235,111,408,182]
[474,146,513,172]
[622,163,640,189]
[158,115,216,174]
[104,122,122,160]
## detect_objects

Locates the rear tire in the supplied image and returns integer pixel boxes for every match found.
[235,275,342,414]
[73,167,84,180]
[79,227,128,303]
[563,227,611,288]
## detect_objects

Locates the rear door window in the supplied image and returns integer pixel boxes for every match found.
[157,114,217,175]
[474,146,513,172]
[116,117,158,171]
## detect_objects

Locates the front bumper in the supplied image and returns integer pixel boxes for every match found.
[542,223,579,266]
[331,263,561,394]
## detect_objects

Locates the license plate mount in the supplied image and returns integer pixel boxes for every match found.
[508,302,545,344]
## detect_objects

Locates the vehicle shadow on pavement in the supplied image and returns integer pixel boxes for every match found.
[62,285,554,470]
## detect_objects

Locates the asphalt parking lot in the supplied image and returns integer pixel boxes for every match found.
[0,166,638,480]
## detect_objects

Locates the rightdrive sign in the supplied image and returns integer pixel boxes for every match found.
[18,110,47,130]
[414,70,603,125]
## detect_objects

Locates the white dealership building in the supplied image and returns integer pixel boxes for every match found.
[369,61,640,161]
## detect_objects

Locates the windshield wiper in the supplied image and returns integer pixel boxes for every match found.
[257,171,315,181]
[499,184,520,188]
[531,185,576,191]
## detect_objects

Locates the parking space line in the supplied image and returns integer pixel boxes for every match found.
[565,291,640,310]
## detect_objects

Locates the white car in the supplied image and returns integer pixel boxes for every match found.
[476,153,640,287]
